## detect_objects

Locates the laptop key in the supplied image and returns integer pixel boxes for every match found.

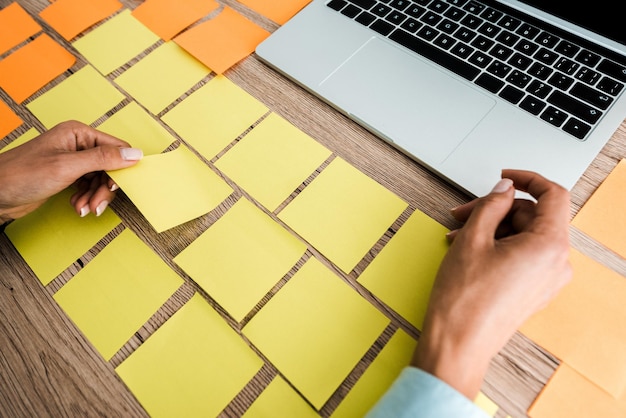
[519,95,546,115]
[389,29,481,80]
[347,0,377,9]
[540,106,567,127]
[547,91,602,124]
[575,67,601,85]
[327,0,348,11]
[597,77,624,96]
[499,85,525,104]
[563,118,591,139]
[506,70,531,88]
[371,19,395,35]
[372,4,392,17]
[476,73,504,93]
[341,4,361,18]
[597,59,626,83]
[389,0,410,11]
[356,11,377,26]
[401,17,422,32]
[570,82,613,110]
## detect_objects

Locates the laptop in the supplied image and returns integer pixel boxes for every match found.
[255,0,626,197]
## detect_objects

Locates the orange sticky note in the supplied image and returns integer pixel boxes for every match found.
[520,249,626,398]
[132,0,219,41]
[39,0,123,41]
[174,6,269,74]
[238,0,311,24]
[0,2,42,55]
[528,364,626,418]
[0,34,76,103]
[572,159,626,259]
[0,99,22,139]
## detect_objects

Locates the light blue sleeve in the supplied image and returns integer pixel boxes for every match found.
[365,367,490,418]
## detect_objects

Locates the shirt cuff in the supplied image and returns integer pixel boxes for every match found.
[365,367,490,418]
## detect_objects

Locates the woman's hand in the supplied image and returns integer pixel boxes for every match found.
[0,121,142,222]
[412,169,572,399]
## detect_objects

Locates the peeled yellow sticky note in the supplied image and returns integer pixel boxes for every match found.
[0,127,39,154]
[243,257,389,409]
[173,6,269,74]
[96,102,175,155]
[243,376,319,418]
[238,0,311,24]
[174,198,306,322]
[0,2,42,55]
[572,159,626,259]
[0,99,22,139]
[215,113,331,211]
[114,41,210,114]
[107,145,233,232]
[521,249,626,398]
[474,392,499,417]
[278,158,408,273]
[72,9,159,75]
[162,74,267,160]
[358,209,449,329]
[5,188,120,285]
[132,0,220,41]
[331,329,416,418]
[53,229,183,360]
[116,293,264,418]
[528,364,626,418]
[26,65,125,129]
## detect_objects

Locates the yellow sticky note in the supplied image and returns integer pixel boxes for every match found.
[528,364,626,418]
[0,98,22,139]
[39,0,123,41]
[162,74,267,160]
[572,159,626,259]
[238,0,311,25]
[72,9,159,75]
[26,65,125,129]
[215,113,331,211]
[5,188,120,285]
[96,102,175,155]
[521,249,626,398]
[174,198,306,322]
[243,376,319,418]
[116,293,264,418]
[331,329,416,418]
[132,0,220,41]
[278,158,407,273]
[53,229,183,360]
[0,2,42,55]
[114,41,210,114]
[0,33,76,103]
[173,6,269,74]
[474,392,499,417]
[0,127,39,154]
[107,145,233,232]
[358,209,449,329]
[243,257,389,409]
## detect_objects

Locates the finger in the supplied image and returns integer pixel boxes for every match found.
[88,181,116,217]
[57,145,142,185]
[451,199,478,223]
[72,174,102,216]
[69,121,133,150]
[456,178,515,243]
[501,169,570,233]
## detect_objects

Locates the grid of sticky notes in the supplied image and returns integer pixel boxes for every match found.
[523,160,626,417]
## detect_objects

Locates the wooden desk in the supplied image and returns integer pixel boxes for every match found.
[1,1,625,416]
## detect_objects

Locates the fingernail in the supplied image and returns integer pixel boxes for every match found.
[95,201,109,217]
[110,183,119,192]
[80,205,90,217]
[120,148,143,161]
[491,178,513,194]
[445,229,458,241]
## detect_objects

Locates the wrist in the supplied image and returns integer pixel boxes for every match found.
[411,315,492,400]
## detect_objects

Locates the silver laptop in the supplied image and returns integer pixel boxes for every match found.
[255,0,626,196]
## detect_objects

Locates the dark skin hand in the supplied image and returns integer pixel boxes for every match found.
[412,170,572,399]
[0,120,142,223]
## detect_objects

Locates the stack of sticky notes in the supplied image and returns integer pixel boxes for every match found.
[524,159,626,417]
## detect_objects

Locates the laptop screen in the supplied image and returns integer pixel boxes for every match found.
[515,0,626,47]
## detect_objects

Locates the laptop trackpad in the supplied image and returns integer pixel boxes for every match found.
[319,37,496,164]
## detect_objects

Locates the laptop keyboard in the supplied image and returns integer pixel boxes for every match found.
[326,0,626,140]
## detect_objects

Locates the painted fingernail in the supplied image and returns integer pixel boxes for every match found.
[80,205,90,217]
[120,148,143,161]
[445,229,458,241]
[491,178,513,194]
[95,201,109,217]
[110,183,119,192]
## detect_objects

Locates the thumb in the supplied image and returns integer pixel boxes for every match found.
[460,178,515,242]
[61,146,143,178]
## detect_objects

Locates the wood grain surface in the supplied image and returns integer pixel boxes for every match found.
[1,1,625,417]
